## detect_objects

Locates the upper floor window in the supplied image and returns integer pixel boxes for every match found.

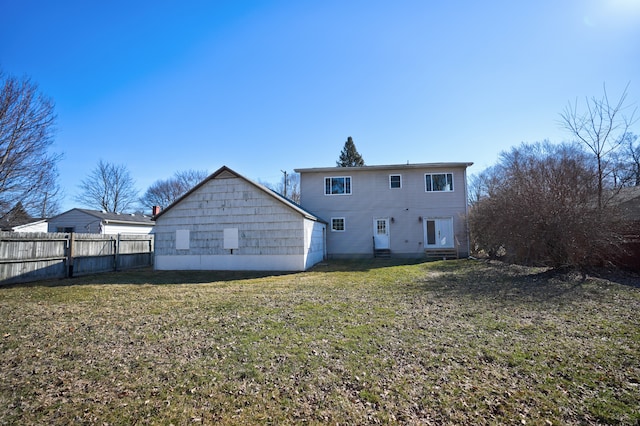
[389,174,402,189]
[425,173,454,192]
[325,176,351,195]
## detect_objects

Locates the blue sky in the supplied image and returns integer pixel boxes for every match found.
[2,0,639,213]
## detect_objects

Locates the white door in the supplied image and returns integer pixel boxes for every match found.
[424,217,454,248]
[373,218,390,249]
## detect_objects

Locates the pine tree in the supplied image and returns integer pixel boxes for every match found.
[336,136,365,167]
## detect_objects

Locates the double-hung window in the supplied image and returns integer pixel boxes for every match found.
[325,176,351,195]
[425,173,454,192]
[389,174,402,189]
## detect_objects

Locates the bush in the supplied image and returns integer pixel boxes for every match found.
[469,141,627,268]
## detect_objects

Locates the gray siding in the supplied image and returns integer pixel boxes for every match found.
[48,210,101,233]
[299,166,470,257]
[154,176,306,256]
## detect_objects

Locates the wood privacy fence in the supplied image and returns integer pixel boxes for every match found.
[0,232,154,285]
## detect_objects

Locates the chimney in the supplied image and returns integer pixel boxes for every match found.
[152,206,161,216]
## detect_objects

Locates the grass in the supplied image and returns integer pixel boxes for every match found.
[1,259,639,425]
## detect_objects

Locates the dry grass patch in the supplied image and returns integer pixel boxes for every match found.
[1,259,639,424]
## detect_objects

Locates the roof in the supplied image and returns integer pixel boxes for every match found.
[154,165,326,223]
[611,186,640,219]
[51,208,155,225]
[294,162,474,173]
[0,203,43,231]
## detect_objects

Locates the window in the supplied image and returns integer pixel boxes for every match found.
[425,173,454,192]
[325,176,351,195]
[331,217,345,232]
[389,174,402,189]
[57,227,74,233]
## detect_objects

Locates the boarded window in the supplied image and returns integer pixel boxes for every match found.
[176,230,190,250]
[224,228,239,249]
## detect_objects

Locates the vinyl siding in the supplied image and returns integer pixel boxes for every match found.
[48,210,102,233]
[299,166,470,257]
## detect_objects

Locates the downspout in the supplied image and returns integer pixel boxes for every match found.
[464,167,471,257]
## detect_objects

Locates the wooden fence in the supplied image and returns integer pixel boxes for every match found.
[0,232,154,285]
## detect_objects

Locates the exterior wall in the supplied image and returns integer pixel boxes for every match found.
[48,210,101,233]
[155,254,305,271]
[298,166,470,258]
[48,210,153,234]
[12,221,48,233]
[303,219,326,269]
[103,223,154,235]
[154,175,323,271]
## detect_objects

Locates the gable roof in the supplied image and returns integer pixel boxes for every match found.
[51,208,155,225]
[154,165,326,223]
[294,162,474,173]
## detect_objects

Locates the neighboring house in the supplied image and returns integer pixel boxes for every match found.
[153,166,327,271]
[614,186,640,221]
[611,186,640,270]
[295,162,473,259]
[47,209,155,234]
[0,203,47,232]
[11,219,48,233]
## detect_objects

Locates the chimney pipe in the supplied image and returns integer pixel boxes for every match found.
[152,206,161,216]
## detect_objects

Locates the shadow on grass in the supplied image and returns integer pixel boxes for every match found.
[2,258,431,288]
[420,259,640,303]
[309,257,428,272]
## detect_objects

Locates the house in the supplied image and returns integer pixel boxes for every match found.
[10,219,48,233]
[152,166,327,271]
[0,203,48,233]
[610,186,640,270]
[47,209,155,234]
[295,162,473,259]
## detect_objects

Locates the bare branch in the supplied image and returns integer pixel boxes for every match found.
[0,70,62,217]
[75,160,139,212]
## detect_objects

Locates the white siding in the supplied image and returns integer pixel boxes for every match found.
[155,254,304,271]
[153,174,325,271]
[103,224,153,235]
[303,219,326,269]
[12,221,48,233]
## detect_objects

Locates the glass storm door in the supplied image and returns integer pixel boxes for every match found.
[373,218,390,249]
[424,218,454,248]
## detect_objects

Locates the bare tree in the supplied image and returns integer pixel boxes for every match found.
[75,160,139,212]
[469,141,627,269]
[559,83,637,208]
[467,167,495,207]
[139,169,208,211]
[611,132,640,187]
[259,171,301,204]
[0,70,62,217]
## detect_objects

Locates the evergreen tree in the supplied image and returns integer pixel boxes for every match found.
[336,136,365,167]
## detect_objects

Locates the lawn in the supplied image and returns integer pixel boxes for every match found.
[1,259,639,425]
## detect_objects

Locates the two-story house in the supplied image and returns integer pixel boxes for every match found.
[295,162,473,259]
